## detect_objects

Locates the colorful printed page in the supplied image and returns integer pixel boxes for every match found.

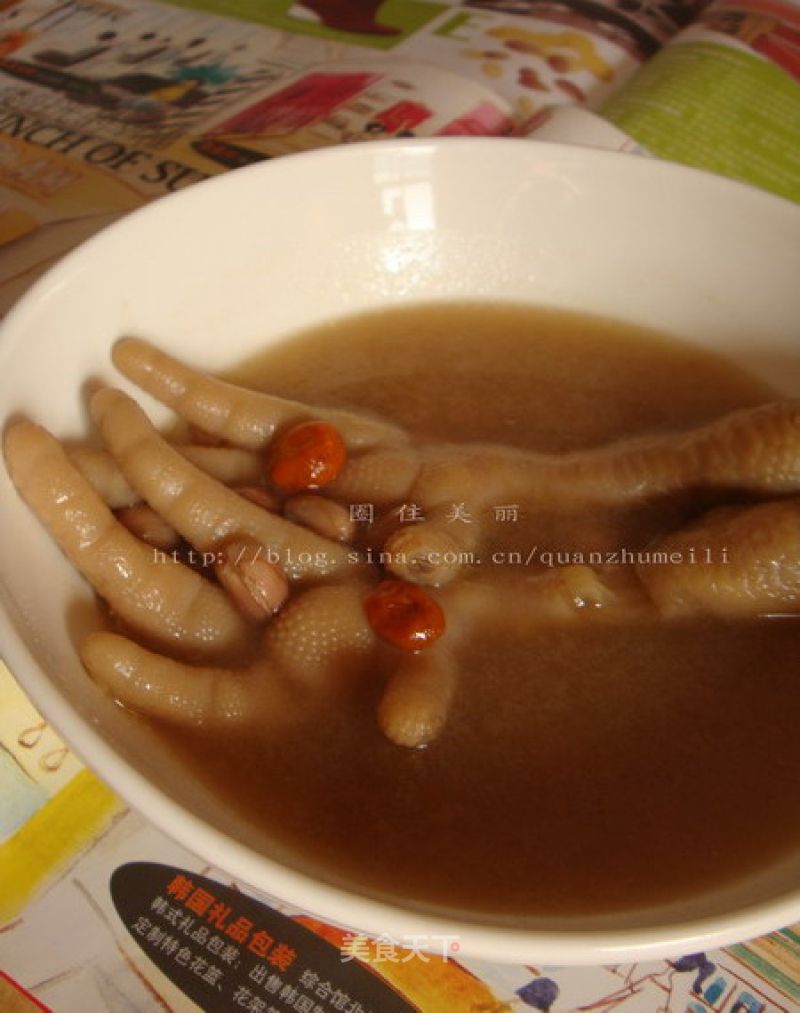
[0,0,703,298]
[600,0,800,202]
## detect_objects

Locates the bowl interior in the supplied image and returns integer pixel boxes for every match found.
[1,139,800,964]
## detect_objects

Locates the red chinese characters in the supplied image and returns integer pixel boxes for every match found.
[164,873,297,971]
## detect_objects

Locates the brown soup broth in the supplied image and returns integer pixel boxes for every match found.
[166,303,800,919]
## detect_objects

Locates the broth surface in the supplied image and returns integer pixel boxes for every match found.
[168,303,800,919]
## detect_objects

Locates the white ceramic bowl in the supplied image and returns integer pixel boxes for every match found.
[1,139,800,966]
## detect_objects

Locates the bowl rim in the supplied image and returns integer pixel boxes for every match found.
[2,136,800,966]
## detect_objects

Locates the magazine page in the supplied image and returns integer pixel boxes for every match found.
[0,0,707,306]
[598,0,800,201]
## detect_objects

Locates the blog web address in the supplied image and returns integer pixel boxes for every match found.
[151,545,730,568]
